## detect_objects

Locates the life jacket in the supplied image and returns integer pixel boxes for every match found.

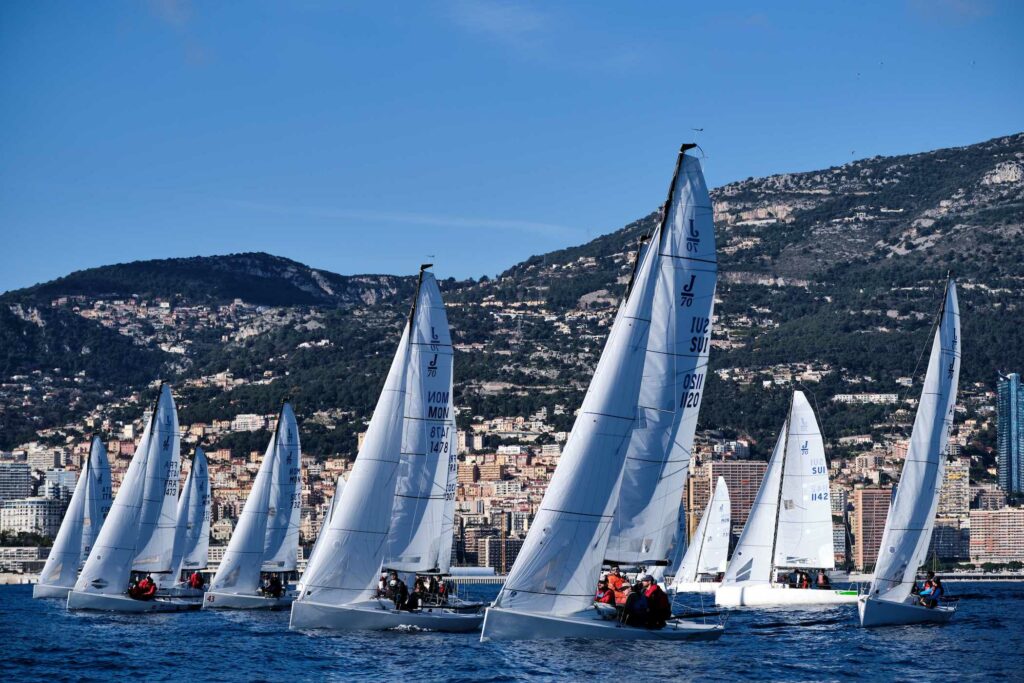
[595,588,615,605]
[606,575,628,605]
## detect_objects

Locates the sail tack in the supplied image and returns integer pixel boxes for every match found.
[37,437,112,590]
[870,281,960,604]
[607,152,718,566]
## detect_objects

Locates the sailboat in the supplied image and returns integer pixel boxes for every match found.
[716,391,856,607]
[67,384,196,612]
[33,436,112,599]
[859,280,960,627]
[156,447,211,597]
[480,144,724,641]
[291,267,482,632]
[671,477,730,594]
[204,402,302,610]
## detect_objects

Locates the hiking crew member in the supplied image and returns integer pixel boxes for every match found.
[606,567,629,606]
[594,579,616,606]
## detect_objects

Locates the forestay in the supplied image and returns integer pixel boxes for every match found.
[607,152,718,566]
[210,402,300,594]
[75,385,179,596]
[774,391,834,570]
[38,437,112,589]
[493,151,711,618]
[870,281,960,604]
[723,424,786,585]
[384,273,457,573]
[674,476,730,585]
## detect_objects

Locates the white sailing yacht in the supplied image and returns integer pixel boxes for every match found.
[716,391,856,607]
[480,144,724,641]
[33,436,112,599]
[157,447,211,597]
[204,402,302,610]
[859,280,960,627]
[671,477,730,594]
[67,384,194,612]
[291,267,481,632]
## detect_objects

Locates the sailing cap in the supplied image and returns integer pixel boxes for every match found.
[641,574,654,582]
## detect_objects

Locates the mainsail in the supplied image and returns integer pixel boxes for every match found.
[384,273,457,573]
[75,385,180,595]
[870,280,960,603]
[673,477,730,585]
[262,404,302,571]
[210,402,302,594]
[607,149,718,566]
[296,267,440,607]
[161,447,211,586]
[37,437,112,589]
[495,145,707,617]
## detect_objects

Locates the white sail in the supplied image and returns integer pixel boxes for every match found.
[722,425,786,585]
[384,273,456,573]
[262,403,302,571]
[674,477,730,585]
[131,385,181,572]
[305,475,345,570]
[607,153,718,566]
[774,392,834,570]
[210,403,296,594]
[75,385,179,595]
[492,152,711,618]
[38,437,112,589]
[870,281,960,604]
[179,447,211,570]
[157,447,211,588]
[296,274,428,607]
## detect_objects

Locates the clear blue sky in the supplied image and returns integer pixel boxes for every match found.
[2,1,1021,292]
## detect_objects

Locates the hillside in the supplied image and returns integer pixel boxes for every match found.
[1,132,1021,456]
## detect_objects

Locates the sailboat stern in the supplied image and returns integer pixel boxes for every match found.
[480,606,724,642]
[858,595,956,627]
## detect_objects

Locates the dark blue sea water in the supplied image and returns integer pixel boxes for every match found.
[4,582,1022,682]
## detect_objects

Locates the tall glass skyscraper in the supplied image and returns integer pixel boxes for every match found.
[997,373,1024,494]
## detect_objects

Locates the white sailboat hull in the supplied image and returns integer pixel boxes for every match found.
[858,595,956,627]
[33,583,72,599]
[671,581,721,594]
[67,590,200,613]
[202,590,294,610]
[290,599,485,633]
[479,606,724,642]
[715,583,859,607]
